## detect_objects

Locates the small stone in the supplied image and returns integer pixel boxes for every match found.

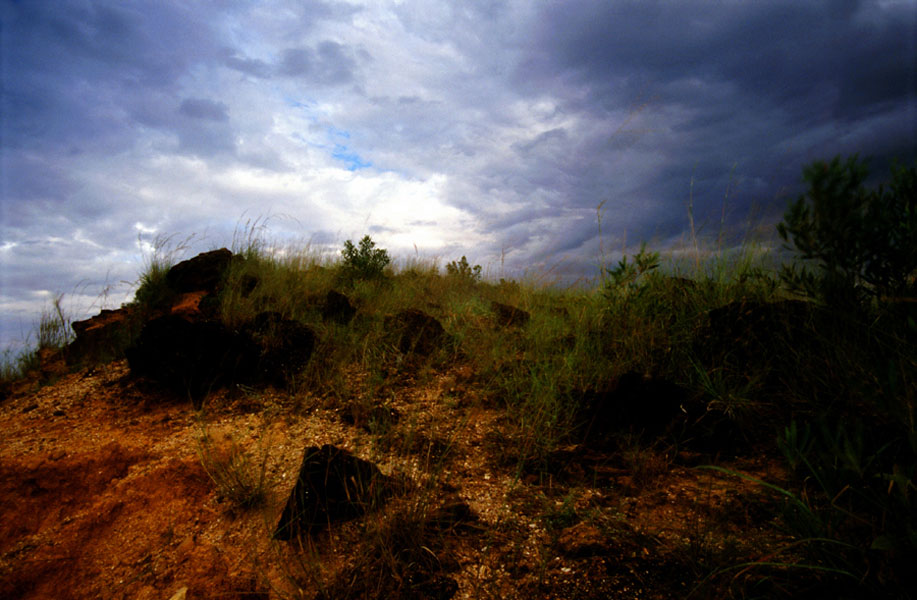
[168,586,188,600]
[557,522,608,558]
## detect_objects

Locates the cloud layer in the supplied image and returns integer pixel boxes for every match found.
[2,0,914,349]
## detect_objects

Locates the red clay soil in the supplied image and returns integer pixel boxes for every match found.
[1,357,793,600]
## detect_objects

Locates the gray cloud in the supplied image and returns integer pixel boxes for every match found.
[179,98,230,121]
[278,41,357,85]
[1,0,914,350]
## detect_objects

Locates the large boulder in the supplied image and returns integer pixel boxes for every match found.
[125,315,259,402]
[125,311,315,402]
[491,301,530,328]
[576,372,691,448]
[384,309,446,356]
[273,445,395,540]
[68,307,139,365]
[321,290,356,324]
[165,248,233,293]
[242,311,316,386]
[67,249,235,366]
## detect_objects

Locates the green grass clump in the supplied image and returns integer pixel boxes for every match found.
[195,422,271,511]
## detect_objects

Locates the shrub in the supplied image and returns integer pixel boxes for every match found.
[601,242,660,299]
[340,235,391,282]
[777,155,917,309]
[445,256,482,283]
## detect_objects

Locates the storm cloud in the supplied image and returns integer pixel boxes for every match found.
[1,0,914,350]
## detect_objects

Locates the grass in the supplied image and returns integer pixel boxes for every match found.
[4,221,915,599]
[195,419,272,511]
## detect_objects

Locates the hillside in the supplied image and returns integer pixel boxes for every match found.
[1,222,915,598]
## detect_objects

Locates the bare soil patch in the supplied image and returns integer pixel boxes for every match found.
[1,359,792,599]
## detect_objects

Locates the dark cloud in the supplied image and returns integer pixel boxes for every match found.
[179,98,230,121]
[222,50,273,78]
[278,41,357,84]
[500,0,916,260]
[1,0,915,349]
[1,0,220,157]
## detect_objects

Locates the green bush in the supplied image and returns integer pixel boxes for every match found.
[601,242,660,300]
[340,235,391,282]
[445,256,482,283]
[777,155,917,309]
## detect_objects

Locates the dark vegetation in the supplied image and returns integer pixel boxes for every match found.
[2,156,915,598]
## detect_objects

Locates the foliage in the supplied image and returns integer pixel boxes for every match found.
[196,425,270,511]
[602,242,660,297]
[773,417,917,596]
[340,235,391,282]
[777,155,917,309]
[37,293,72,350]
[445,256,482,283]
[132,233,190,313]
[0,294,73,386]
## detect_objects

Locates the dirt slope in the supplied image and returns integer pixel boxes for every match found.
[0,358,790,599]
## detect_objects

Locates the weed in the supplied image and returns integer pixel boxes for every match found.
[195,423,271,511]
[37,294,72,350]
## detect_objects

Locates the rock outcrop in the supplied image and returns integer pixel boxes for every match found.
[491,301,530,328]
[384,309,447,356]
[273,445,395,540]
[321,290,357,324]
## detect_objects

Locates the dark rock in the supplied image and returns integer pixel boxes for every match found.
[165,248,233,293]
[384,309,446,355]
[197,292,222,319]
[239,274,259,298]
[700,300,816,358]
[68,250,234,367]
[125,310,315,403]
[322,290,356,324]
[413,576,459,600]
[577,372,690,448]
[428,498,477,533]
[557,522,609,558]
[68,307,138,365]
[694,299,827,391]
[273,445,394,540]
[243,312,316,385]
[125,315,259,403]
[491,301,530,328]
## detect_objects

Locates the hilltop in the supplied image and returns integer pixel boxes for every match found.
[2,155,916,598]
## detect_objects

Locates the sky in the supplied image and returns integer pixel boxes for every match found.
[1,0,915,351]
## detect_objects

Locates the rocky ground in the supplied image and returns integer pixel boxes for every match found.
[0,350,792,600]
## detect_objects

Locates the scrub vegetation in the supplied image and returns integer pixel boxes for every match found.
[2,156,915,599]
